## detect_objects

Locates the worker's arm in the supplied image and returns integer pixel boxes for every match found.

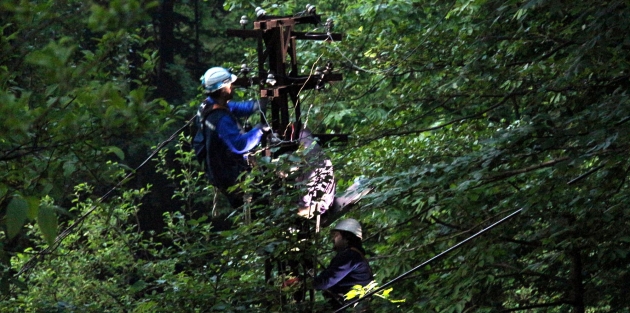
[216,115,264,154]
[227,99,261,118]
[313,250,357,290]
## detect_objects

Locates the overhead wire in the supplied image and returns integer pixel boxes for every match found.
[9,10,500,313]
[324,0,457,77]
[14,0,460,296]
[334,208,523,312]
[239,0,459,142]
[305,0,461,154]
[324,0,394,75]
[301,50,326,131]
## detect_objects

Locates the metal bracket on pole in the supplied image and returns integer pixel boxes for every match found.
[227,12,346,150]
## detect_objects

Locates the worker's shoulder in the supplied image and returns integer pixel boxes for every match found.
[207,108,234,124]
[340,247,365,260]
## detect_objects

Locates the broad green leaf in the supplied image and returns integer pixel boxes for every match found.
[6,195,28,240]
[344,289,359,300]
[0,184,7,199]
[63,161,76,177]
[37,203,58,246]
[106,146,125,160]
[382,287,393,297]
[25,196,40,219]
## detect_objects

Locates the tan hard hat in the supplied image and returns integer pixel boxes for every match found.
[332,218,362,240]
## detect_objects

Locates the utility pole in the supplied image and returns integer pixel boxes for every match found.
[226,7,346,155]
[226,7,346,305]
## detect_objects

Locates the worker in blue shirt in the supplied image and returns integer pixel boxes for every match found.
[194,67,269,209]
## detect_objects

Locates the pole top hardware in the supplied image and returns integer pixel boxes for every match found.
[226,9,347,148]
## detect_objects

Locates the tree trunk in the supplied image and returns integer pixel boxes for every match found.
[570,248,585,313]
[156,0,178,102]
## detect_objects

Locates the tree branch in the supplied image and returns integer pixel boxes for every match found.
[491,263,568,284]
[361,92,518,145]
[502,301,571,312]
[484,157,569,182]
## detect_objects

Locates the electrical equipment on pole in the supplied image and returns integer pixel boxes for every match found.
[226,8,348,305]
[227,7,347,155]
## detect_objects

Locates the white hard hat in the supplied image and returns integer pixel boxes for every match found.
[332,218,362,240]
[200,67,237,93]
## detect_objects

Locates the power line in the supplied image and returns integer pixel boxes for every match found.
[334,208,523,312]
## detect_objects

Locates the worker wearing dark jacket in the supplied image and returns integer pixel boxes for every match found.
[314,218,373,310]
[194,67,269,208]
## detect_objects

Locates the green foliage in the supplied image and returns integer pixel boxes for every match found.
[344,281,405,305]
[2,135,334,311]
[3,0,630,312]
[5,195,30,240]
[0,0,167,298]
[221,0,630,311]
[36,196,58,246]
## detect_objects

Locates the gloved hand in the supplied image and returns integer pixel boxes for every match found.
[282,277,300,288]
[270,133,282,144]
[254,123,271,132]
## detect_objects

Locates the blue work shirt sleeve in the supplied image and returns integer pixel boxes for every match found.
[216,115,263,154]
[228,100,259,118]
